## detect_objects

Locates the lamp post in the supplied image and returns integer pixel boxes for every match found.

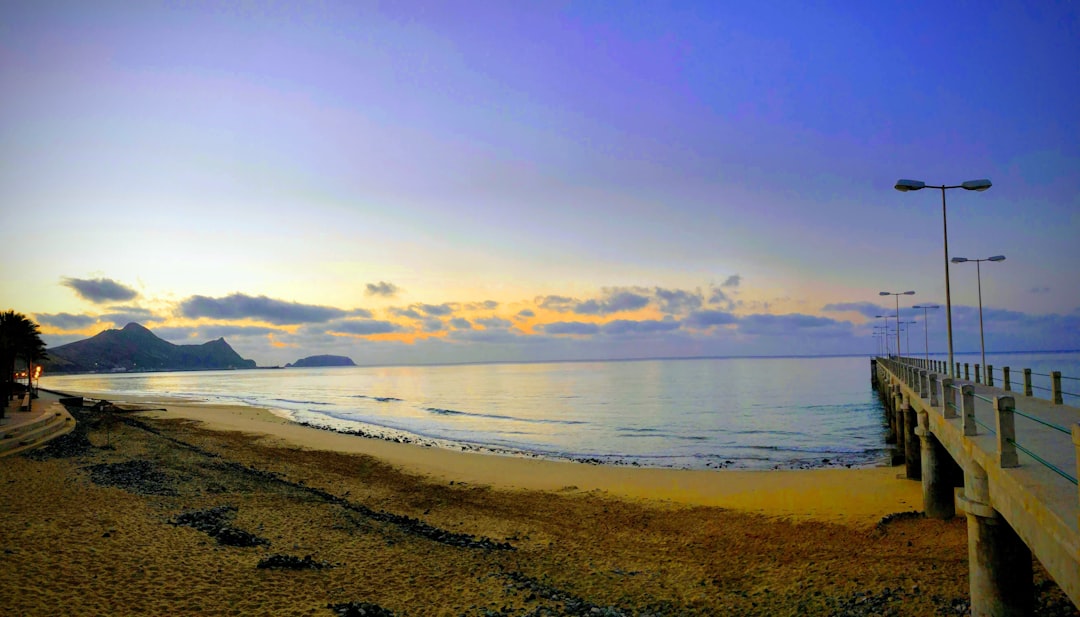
[900,320,918,357]
[879,291,915,359]
[951,255,1005,378]
[894,178,991,377]
[874,315,892,356]
[912,304,940,365]
[874,325,889,356]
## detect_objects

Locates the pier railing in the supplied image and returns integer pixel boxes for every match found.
[874,356,1080,611]
[888,354,1079,406]
[883,356,1080,485]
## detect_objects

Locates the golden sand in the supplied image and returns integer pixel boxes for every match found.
[2,392,1075,616]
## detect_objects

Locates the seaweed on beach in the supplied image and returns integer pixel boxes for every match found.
[83,459,178,495]
[22,416,92,460]
[170,505,269,547]
[327,601,397,617]
[209,458,515,551]
[874,510,924,533]
[257,553,336,570]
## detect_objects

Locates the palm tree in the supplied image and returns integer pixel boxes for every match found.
[0,311,48,410]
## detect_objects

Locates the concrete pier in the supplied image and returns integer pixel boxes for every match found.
[916,409,956,519]
[959,462,1033,616]
[873,357,1080,614]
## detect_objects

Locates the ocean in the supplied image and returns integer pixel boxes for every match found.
[40,352,1080,470]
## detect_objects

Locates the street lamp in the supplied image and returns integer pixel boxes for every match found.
[874,315,892,356]
[951,255,1005,379]
[873,325,889,356]
[912,304,940,365]
[894,178,991,377]
[900,320,918,356]
[879,291,915,359]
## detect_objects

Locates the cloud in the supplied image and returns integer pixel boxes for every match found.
[575,291,651,315]
[326,319,403,335]
[1029,286,1051,294]
[721,275,741,288]
[463,300,499,310]
[516,309,536,319]
[198,325,281,339]
[476,317,512,329]
[179,293,348,324]
[448,318,473,330]
[822,302,889,318]
[100,306,158,327]
[540,321,601,336]
[365,281,400,297]
[601,319,681,336]
[418,303,454,316]
[654,288,703,315]
[684,310,738,328]
[537,295,577,312]
[708,287,733,308]
[34,312,96,330]
[150,326,198,342]
[62,277,138,303]
[738,313,849,336]
[422,318,444,332]
[389,307,423,319]
[448,328,545,344]
[349,308,374,318]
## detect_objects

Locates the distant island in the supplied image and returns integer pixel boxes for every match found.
[44,323,257,374]
[286,355,356,368]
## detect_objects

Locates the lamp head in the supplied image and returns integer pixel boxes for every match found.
[894,179,926,192]
[903,291,915,295]
[879,291,890,296]
[951,257,969,263]
[961,179,992,192]
[988,255,1006,262]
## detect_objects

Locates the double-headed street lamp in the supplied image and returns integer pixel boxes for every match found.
[879,291,915,359]
[874,315,892,356]
[900,320,918,357]
[894,178,992,377]
[912,304,940,364]
[952,255,1005,379]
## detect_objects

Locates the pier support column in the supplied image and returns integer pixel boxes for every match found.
[915,410,955,519]
[958,463,1033,616]
[904,395,920,480]
[894,386,905,454]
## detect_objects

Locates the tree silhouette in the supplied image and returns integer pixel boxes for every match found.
[0,311,48,413]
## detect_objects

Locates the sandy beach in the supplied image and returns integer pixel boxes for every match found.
[2,391,1076,616]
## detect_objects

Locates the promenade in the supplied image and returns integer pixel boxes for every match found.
[0,391,76,458]
[874,357,1080,615]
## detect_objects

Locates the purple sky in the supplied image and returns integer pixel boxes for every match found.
[2,1,1078,366]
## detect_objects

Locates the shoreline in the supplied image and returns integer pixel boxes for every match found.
[51,389,922,525]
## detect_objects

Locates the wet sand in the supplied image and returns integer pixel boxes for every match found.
[1,392,1075,616]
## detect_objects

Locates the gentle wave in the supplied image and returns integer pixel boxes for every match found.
[424,407,587,425]
[352,395,403,402]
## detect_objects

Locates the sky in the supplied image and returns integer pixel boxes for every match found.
[2,1,1078,367]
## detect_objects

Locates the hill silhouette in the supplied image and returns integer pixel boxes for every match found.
[286,354,356,368]
[45,323,257,373]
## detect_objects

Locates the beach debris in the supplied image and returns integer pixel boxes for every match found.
[211,459,515,551]
[256,553,336,570]
[874,510,925,533]
[326,601,396,616]
[170,505,269,547]
[83,459,177,496]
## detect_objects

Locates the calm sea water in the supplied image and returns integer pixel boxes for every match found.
[41,353,1080,470]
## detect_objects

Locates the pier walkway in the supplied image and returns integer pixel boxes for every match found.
[873,357,1079,615]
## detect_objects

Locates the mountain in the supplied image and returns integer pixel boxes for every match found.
[44,323,257,373]
[286,354,356,368]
